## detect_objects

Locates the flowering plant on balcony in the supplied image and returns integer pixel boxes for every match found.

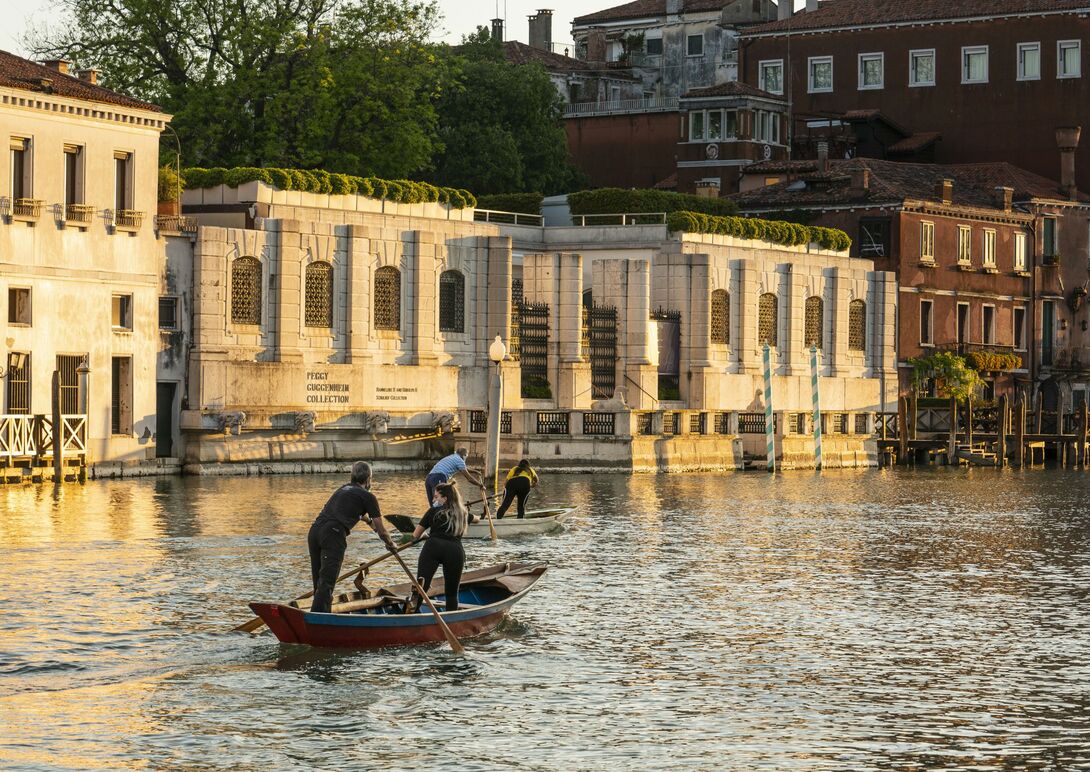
[908,351,983,400]
[965,351,1022,372]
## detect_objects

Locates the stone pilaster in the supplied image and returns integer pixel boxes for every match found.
[830,267,850,377]
[274,220,304,362]
[343,224,372,363]
[737,259,759,374]
[484,236,512,365]
[409,230,438,365]
[786,264,806,376]
[556,253,592,409]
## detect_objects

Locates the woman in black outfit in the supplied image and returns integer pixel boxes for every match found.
[410,481,477,612]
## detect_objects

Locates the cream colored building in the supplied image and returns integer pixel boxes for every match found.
[179,180,897,472]
[0,52,173,474]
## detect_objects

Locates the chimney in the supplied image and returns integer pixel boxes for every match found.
[40,59,70,75]
[587,31,606,62]
[817,140,829,173]
[777,0,793,21]
[695,179,721,199]
[76,68,99,85]
[851,168,871,192]
[806,0,819,11]
[1056,126,1082,201]
[528,9,553,52]
[666,0,683,15]
[936,177,954,205]
[993,186,1014,212]
[490,17,504,42]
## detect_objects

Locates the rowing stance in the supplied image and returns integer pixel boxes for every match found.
[423,447,485,505]
[409,480,477,612]
[308,461,396,613]
[495,459,538,519]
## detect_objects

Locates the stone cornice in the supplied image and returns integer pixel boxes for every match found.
[0,86,170,132]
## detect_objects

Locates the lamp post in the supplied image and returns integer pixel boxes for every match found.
[485,335,507,495]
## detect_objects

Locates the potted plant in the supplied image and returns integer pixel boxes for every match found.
[158,165,183,216]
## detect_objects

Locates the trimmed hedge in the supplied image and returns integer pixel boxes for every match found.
[568,188,739,217]
[666,210,852,252]
[476,192,544,215]
[965,351,1022,372]
[181,167,477,209]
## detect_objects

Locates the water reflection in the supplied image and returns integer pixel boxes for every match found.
[2,469,1090,768]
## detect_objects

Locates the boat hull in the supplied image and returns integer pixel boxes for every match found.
[386,507,576,539]
[249,562,546,649]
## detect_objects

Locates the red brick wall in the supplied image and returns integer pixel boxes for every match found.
[565,112,680,189]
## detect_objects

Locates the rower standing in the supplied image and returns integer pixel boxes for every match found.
[308,461,395,613]
[495,459,538,519]
[423,447,485,504]
[409,480,475,612]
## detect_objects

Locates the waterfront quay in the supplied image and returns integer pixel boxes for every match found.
[2,467,1089,769]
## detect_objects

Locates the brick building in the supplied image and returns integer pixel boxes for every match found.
[739,0,1090,190]
[732,154,1090,403]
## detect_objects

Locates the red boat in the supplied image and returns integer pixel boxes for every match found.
[248,562,547,649]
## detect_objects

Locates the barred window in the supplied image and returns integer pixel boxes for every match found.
[805,296,823,349]
[374,266,401,331]
[231,257,262,325]
[849,299,867,351]
[304,261,333,328]
[758,293,778,347]
[439,270,465,333]
[710,290,729,344]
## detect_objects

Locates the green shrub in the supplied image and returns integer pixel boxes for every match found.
[476,192,544,214]
[158,165,183,203]
[569,188,739,217]
[521,376,552,400]
[666,210,852,251]
[966,351,1022,372]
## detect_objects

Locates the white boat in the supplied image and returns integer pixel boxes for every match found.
[384,507,577,539]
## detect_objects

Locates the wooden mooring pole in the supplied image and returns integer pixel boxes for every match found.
[898,396,909,465]
[1080,401,1089,467]
[51,370,63,483]
[947,397,958,465]
[997,394,1008,468]
[1015,400,1025,468]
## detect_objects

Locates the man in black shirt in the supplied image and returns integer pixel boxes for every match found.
[308,461,395,613]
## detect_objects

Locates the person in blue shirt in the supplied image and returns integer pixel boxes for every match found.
[424,447,484,504]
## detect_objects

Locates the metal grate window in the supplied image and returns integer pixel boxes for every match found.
[788,413,806,434]
[663,412,681,435]
[637,413,654,435]
[758,293,778,347]
[57,355,84,414]
[231,257,262,325]
[738,412,766,434]
[374,266,401,331]
[439,270,465,333]
[710,290,729,344]
[304,261,334,328]
[714,412,730,434]
[509,279,523,361]
[501,411,512,434]
[520,302,550,398]
[536,411,569,434]
[805,296,823,349]
[158,296,178,330]
[854,413,870,434]
[469,410,487,433]
[824,413,848,434]
[583,303,618,399]
[849,300,866,351]
[689,412,706,434]
[583,412,615,435]
[6,352,30,414]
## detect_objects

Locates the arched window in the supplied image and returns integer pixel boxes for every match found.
[304,261,333,328]
[849,299,867,351]
[374,266,401,331]
[805,296,823,349]
[231,256,262,325]
[710,289,729,344]
[438,270,465,333]
[758,293,778,347]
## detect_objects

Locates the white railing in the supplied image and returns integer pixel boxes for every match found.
[0,414,87,459]
[571,212,668,227]
[0,415,35,458]
[564,96,679,117]
[473,209,544,226]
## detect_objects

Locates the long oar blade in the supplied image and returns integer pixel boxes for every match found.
[383,514,416,534]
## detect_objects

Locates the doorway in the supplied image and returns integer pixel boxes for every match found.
[156,382,176,458]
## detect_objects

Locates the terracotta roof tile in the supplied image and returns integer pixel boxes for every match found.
[732,157,1089,209]
[887,131,942,154]
[575,0,736,26]
[747,0,1090,35]
[0,49,160,112]
[502,41,639,79]
[683,81,784,100]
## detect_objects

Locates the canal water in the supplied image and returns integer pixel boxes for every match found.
[2,469,1089,770]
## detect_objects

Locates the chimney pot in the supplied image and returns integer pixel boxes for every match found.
[777,0,794,21]
[528,9,554,52]
[1056,126,1082,201]
[936,177,954,205]
[40,59,70,75]
[851,167,870,191]
[695,179,721,199]
[993,186,1014,212]
[490,17,504,43]
[76,68,99,85]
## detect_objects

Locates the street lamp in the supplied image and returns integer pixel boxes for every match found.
[485,335,507,494]
[0,351,28,377]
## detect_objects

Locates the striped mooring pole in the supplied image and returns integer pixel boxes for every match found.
[811,345,822,471]
[763,343,775,472]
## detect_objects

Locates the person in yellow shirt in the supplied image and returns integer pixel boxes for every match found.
[495,459,538,519]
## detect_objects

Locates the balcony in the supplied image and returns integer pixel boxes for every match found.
[113,209,144,233]
[563,96,679,118]
[154,214,198,234]
[65,203,95,226]
[12,198,43,221]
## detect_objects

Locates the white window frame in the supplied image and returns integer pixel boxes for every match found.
[686,33,704,58]
[689,111,705,141]
[1014,232,1027,272]
[755,110,781,145]
[1013,306,1027,351]
[707,109,723,141]
[920,221,935,261]
[920,299,934,346]
[759,59,784,95]
[982,304,996,345]
[982,229,997,267]
[957,225,972,264]
[1058,40,1082,79]
[962,45,989,84]
[909,49,936,87]
[1017,42,1041,81]
[808,56,834,93]
[858,52,884,90]
[957,301,971,344]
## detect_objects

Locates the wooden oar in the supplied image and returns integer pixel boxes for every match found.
[479,484,498,541]
[385,546,465,654]
[232,537,423,633]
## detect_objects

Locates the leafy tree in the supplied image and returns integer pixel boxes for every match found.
[431,29,581,195]
[908,351,984,401]
[33,0,446,178]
